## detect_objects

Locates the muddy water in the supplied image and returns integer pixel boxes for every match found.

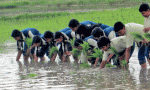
[1,43,150,90]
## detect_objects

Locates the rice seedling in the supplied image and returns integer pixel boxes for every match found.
[120,59,128,70]
[89,48,103,59]
[79,61,91,68]
[110,46,119,56]
[144,33,150,41]
[130,32,145,41]
[80,41,90,57]
[25,38,33,48]
[72,48,82,58]
[105,63,116,68]
[70,38,75,47]
[49,46,59,58]
[20,73,38,78]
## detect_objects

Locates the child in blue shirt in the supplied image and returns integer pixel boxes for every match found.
[11,28,41,61]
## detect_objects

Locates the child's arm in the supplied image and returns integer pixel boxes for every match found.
[16,50,22,61]
[100,53,114,69]
[93,58,99,68]
[125,47,131,63]
[51,54,57,62]
[100,61,107,69]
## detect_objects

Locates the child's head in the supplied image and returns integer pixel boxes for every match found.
[114,22,125,36]
[91,27,104,39]
[11,29,22,41]
[97,37,110,51]
[74,39,83,50]
[75,24,88,39]
[139,3,150,18]
[54,32,64,43]
[33,35,41,47]
[44,31,54,42]
[68,19,79,31]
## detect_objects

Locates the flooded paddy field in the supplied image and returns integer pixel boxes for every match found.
[0,43,150,90]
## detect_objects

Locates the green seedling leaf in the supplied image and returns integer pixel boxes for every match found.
[131,32,144,41]
[80,41,90,57]
[110,46,119,56]
[25,38,33,48]
[70,38,75,47]
[72,48,82,58]
[89,48,103,58]
[49,46,59,58]
[144,33,150,41]
[110,46,119,64]
[120,60,128,70]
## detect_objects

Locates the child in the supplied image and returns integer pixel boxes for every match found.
[68,19,110,39]
[114,22,146,68]
[139,3,150,65]
[98,36,127,69]
[54,32,72,62]
[11,28,41,61]
[84,27,105,48]
[84,27,106,67]
[30,35,49,62]
[40,31,57,62]
[73,39,84,63]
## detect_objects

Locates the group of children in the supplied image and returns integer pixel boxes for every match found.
[11,3,150,69]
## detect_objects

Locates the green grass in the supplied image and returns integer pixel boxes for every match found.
[1,7,145,44]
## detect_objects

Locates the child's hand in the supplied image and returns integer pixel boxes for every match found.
[144,27,150,33]
[93,64,96,68]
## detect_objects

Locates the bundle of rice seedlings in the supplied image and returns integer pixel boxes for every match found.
[72,48,82,58]
[105,64,116,68]
[120,60,128,70]
[144,33,150,41]
[130,32,145,41]
[49,46,59,58]
[80,41,90,57]
[79,61,91,68]
[89,48,103,59]
[25,38,33,48]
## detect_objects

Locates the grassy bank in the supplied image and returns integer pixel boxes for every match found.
[1,0,149,7]
[0,7,144,44]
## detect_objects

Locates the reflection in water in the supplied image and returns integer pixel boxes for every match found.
[0,43,150,89]
[139,68,150,89]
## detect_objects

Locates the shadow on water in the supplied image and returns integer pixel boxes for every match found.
[0,43,150,89]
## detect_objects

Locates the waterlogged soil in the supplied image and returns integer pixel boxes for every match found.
[1,43,150,90]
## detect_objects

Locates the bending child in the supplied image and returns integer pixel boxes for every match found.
[55,32,72,62]
[11,28,41,61]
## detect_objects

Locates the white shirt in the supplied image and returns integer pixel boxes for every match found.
[125,23,144,48]
[144,16,150,33]
[108,31,116,40]
[87,38,98,48]
[102,36,126,61]
[71,31,80,39]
